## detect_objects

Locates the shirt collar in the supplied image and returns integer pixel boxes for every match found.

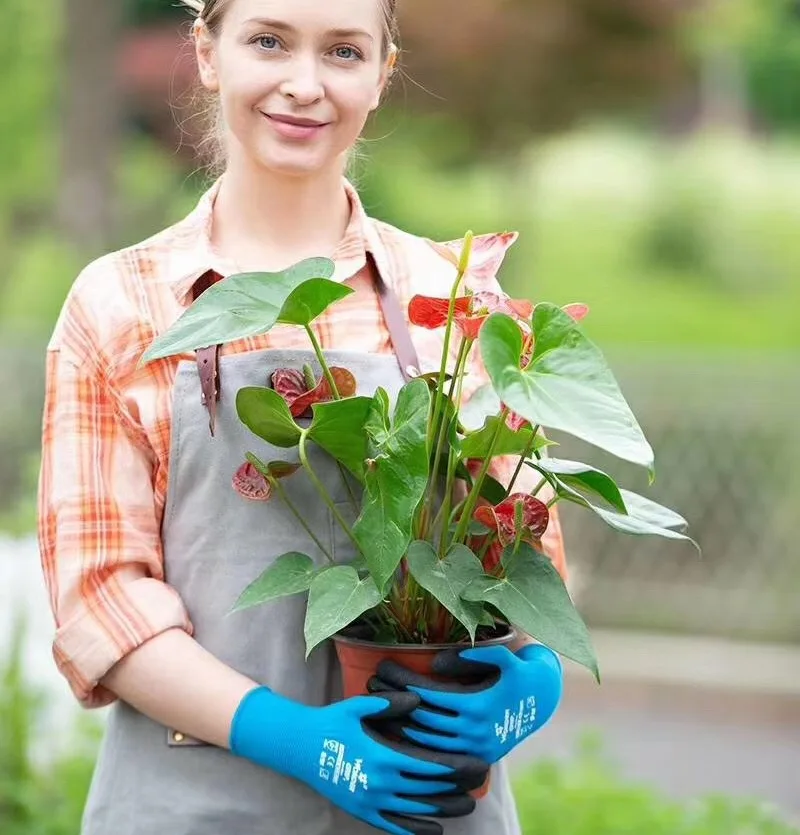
[165,176,372,305]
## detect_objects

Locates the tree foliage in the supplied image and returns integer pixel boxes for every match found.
[394,0,687,154]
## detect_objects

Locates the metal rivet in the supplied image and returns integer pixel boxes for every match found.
[173,732,185,743]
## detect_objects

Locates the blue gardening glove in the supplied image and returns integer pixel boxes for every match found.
[367,644,563,765]
[229,686,489,835]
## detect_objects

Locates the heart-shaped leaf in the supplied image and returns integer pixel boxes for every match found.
[545,475,698,549]
[530,458,626,513]
[462,542,599,679]
[480,307,654,474]
[236,387,301,448]
[353,380,431,592]
[232,552,317,613]
[461,415,553,459]
[406,542,486,642]
[141,258,335,363]
[307,396,373,481]
[277,279,354,326]
[304,566,383,656]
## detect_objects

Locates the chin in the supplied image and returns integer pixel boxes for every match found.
[254,149,335,179]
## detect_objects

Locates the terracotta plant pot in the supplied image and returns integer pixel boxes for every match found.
[333,625,517,800]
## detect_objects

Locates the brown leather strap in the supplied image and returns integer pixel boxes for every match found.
[192,271,222,436]
[367,254,421,382]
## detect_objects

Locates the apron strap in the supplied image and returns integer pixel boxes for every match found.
[191,258,421,435]
[367,253,421,382]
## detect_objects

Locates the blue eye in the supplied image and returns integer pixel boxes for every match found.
[333,45,362,61]
[256,35,280,51]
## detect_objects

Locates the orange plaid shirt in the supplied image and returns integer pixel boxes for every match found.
[38,178,566,708]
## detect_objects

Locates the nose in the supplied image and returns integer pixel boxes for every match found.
[279,53,324,105]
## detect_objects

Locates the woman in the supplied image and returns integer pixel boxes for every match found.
[38,1,566,833]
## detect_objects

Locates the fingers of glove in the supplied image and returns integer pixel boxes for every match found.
[379,812,443,835]
[367,675,398,695]
[402,725,471,755]
[410,705,464,736]
[375,660,446,692]
[392,774,459,797]
[403,748,489,793]
[380,795,458,818]
[348,692,421,722]
[517,642,563,675]
[450,645,519,677]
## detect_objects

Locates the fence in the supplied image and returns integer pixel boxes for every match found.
[554,350,799,644]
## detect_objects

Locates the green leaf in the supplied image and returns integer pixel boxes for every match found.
[141,258,335,362]
[277,279,354,326]
[479,307,655,475]
[232,553,316,612]
[461,415,554,459]
[236,387,301,448]
[307,396,373,482]
[462,542,599,679]
[551,478,698,550]
[618,489,689,531]
[406,542,486,642]
[353,380,431,592]
[245,453,300,480]
[530,458,627,513]
[304,566,382,656]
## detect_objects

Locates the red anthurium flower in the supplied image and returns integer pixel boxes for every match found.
[473,493,550,546]
[409,295,471,329]
[439,232,520,285]
[504,410,530,432]
[454,290,533,340]
[562,303,590,323]
[272,369,307,404]
[232,462,272,501]
[271,367,357,418]
[232,461,300,502]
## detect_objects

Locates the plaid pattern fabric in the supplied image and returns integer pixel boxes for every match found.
[38,178,566,707]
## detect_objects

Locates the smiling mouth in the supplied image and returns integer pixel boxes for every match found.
[263,113,330,128]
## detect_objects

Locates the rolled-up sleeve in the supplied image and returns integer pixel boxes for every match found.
[38,347,192,708]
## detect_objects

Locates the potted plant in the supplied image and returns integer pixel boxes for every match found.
[142,232,697,709]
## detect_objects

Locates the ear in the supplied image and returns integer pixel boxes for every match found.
[194,20,220,92]
[370,45,397,111]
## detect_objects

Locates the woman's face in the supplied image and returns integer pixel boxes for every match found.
[196,0,390,178]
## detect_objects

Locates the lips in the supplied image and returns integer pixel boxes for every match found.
[262,112,330,141]
[267,114,328,128]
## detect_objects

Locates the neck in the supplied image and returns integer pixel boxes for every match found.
[211,153,352,273]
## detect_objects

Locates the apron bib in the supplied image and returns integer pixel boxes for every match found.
[81,267,522,835]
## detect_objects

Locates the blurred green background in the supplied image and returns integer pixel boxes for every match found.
[1,0,798,831]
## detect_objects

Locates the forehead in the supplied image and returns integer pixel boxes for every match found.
[223,0,384,33]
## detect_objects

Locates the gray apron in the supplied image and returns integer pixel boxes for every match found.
[81,267,522,835]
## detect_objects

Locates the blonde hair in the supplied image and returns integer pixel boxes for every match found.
[180,0,399,174]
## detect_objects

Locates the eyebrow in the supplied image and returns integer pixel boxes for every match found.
[243,17,374,41]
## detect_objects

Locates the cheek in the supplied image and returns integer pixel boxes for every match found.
[333,77,383,119]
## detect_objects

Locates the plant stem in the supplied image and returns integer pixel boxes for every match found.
[271,478,334,564]
[304,324,340,399]
[426,238,473,451]
[298,432,361,552]
[428,338,468,551]
[451,406,510,545]
[507,428,538,496]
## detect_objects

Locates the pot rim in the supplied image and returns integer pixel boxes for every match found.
[333,625,517,653]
